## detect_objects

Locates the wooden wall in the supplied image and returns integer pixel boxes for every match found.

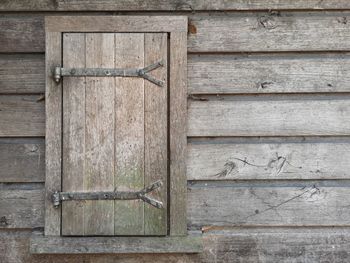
[1,1,350,262]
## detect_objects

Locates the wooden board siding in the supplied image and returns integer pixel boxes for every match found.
[0,95,45,137]
[1,3,350,262]
[188,54,350,94]
[188,94,350,137]
[0,54,44,94]
[2,229,350,262]
[0,139,44,183]
[187,138,350,180]
[5,53,350,95]
[6,13,350,53]
[3,0,350,11]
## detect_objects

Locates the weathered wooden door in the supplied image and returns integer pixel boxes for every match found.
[61,32,167,236]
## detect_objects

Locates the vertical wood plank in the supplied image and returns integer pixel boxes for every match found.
[44,31,62,236]
[144,33,168,235]
[61,33,86,236]
[114,33,145,235]
[169,31,187,236]
[84,33,115,235]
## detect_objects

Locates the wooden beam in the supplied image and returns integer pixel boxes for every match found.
[30,235,202,254]
[2,0,350,11]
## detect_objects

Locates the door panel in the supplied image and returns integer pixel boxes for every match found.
[61,32,168,236]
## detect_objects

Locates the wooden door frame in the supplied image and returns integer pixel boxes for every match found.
[45,16,188,236]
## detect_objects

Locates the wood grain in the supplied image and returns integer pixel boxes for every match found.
[144,33,168,235]
[30,235,202,254]
[7,13,350,53]
[0,95,45,137]
[188,138,350,180]
[0,138,44,183]
[0,17,44,52]
[44,31,62,236]
[4,182,350,228]
[2,229,350,262]
[84,33,115,235]
[188,54,350,94]
[6,54,350,95]
[188,13,350,52]
[61,33,85,236]
[188,94,350,137]
[188,182,350,227]
[3,0,350,11]
[0,54,44,94]
[114,33,145,235]
[169,31,188,236]
[0,188,44,229]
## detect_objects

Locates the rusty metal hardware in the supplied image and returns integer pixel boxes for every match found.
[53,60,165,87]
[52,180,163,209]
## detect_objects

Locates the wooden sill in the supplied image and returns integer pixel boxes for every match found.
[30,235,202,254]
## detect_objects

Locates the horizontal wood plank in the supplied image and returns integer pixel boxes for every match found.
[2,229,350,262]
[3,95,350,137]
[7,53,350,94]
[188,95,350,137]
[188,138,350,180]
[0,139,45,182]
[188,182,350,227]
[5,13,350,53]
[188,13,350,52]
[3,183,350,228]
[189,54,350,94]
[2,1,350,11]
[0,188,44,228]
[0,95,45,137]
[0,17,44,53]
[30,235,202,254]
[0,54,45,94]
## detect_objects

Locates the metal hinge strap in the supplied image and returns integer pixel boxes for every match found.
[52,180,163,209]
[53,60,164,87]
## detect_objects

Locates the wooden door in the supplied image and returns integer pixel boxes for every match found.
[61,33,168,236]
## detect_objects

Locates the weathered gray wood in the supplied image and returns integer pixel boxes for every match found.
[9,13,350,53]
[30,235,202,254]
[3,0,350,11]
[84,33,115,235]
[44,31,62,236]
[114,33,145,235]
[5,182,350,228]
[0,54,44,94]
[188,182,350,227]
[170,31,188,236]
[4,229,350,262]
[0,139,44,183]
[188,94,350,137]
[6,53,350,95]
[188,12,350,52]
[188,54,350,94]
[0,95,45,137]
[61,33,85,236]
[46,16,187,33]
[144,33,168,235]
[0,188,44,228]
[188,138,350,180]
[0,17,44,52]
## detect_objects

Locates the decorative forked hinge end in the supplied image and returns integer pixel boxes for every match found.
[52,191,60,208]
